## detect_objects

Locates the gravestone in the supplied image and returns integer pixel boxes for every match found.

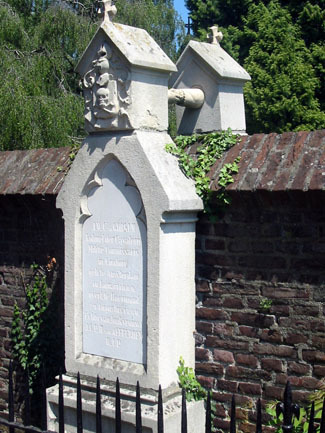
[46,4,204,432]
[169,26,251,135]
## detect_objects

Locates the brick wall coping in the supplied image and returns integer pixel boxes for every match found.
[0,147,71,195]
[203,129,325,192]
[0,129,324,195]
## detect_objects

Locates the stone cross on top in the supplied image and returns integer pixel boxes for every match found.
[98,0,117,22]
[208,25,223,45]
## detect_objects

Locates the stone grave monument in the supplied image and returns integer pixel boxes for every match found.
[46,2,204,432]
[168,25,251,135]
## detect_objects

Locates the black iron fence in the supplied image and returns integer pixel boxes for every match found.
[0,361,324,433]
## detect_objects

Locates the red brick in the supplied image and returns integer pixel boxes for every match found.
[197,375,214,389]
[302,350,325,363]
[206,336,249,351]
[311,336,325,350]
[300,376,322,389]
[263,386,284,400]
[195,347,210,361]
[213,418,230,431]
[196,279,210,292]
[222,297,244,309]
[212,323,235,337]
[261,358,283,372]
[310,320,325,332]
[235,394,254,406]
[261,287,309,299]
[288,362,310,375]
[294,305,320,316]
[291,147,320,190]
[278,317,311,331]
[314,365,325,377]
[260,329,283,343]
[238,382,262,396]
[205,239,226,250]
[228,240,250,253]
[253,343,295,357]
[217,379,238,393]
[203,297,223,307]
[231,312,275,328]
[214,403,227,418]
[226,366,271,381]
[276,374,301,386]
[235,354,258,368]
[214,349,235,364]
[196,307,228,320]
[195,362,224,376]
[212,391,233,402]
[238,422,256,433]
[292,391,311,402]
[196,321,213,334]
[239,326,258,338]
[273,131,309,191]
[284,334,308,345]
[238,255,286,269]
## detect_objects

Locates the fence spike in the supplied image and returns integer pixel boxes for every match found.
[77,372,83,433]
[116,378,121,433]
[96,375,102,433]
[136,381,142,433]
[205,391,211,433]
[308,402,315,433]
[24,370,31,427]
[181,388,187,433]
[276,381,300,433]
[158,385,164,433]
[8,360,14,433]
[59,372,64,433]
[230,395,236,433]
[41,365,47,431]
[320,399,325,433]
[256,398,262,433]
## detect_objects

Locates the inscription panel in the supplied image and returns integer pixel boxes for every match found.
[83,159,147,364]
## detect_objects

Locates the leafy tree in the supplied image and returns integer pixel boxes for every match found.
[0,3,96,150]
[0,0,184,151]
[185,0,325,133]
[116,0,185,60]
[243,1,325,133]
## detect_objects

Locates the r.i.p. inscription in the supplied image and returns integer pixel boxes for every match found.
[82,159,147,364]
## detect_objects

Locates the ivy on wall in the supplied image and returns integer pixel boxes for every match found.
[166,128,240,216]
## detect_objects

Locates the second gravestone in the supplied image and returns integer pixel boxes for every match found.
[47,5,204,432]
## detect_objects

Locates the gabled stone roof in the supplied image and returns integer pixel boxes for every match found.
[0,147,71,194]
[76,22,177,77]
[0,130,324,195]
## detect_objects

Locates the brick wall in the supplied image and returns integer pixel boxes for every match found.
[0,195,64,414]
[195,190,325,431]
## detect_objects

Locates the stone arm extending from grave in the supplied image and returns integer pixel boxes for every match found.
[168,88,205,109]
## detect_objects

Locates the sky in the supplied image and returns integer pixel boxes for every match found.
[173,0,189,22]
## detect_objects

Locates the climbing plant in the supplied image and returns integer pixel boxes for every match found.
[166,128,240,215]
[11,261,63,395]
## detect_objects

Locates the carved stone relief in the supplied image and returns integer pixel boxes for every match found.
[82,42,132,131]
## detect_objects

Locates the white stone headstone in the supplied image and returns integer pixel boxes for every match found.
[82,159,147,364]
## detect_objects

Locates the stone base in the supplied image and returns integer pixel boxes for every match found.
[47,375,205,433]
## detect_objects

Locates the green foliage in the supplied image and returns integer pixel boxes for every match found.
[11,264,49,388]
[185,0,325,134]
[177,357,207,402]
[166,129,239,213]
[0,0,184,150]
[0,2,96,150]
[243,1,325,134]
[259,297,273,312]
[116,0,185,61]
[266,383,325,433]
